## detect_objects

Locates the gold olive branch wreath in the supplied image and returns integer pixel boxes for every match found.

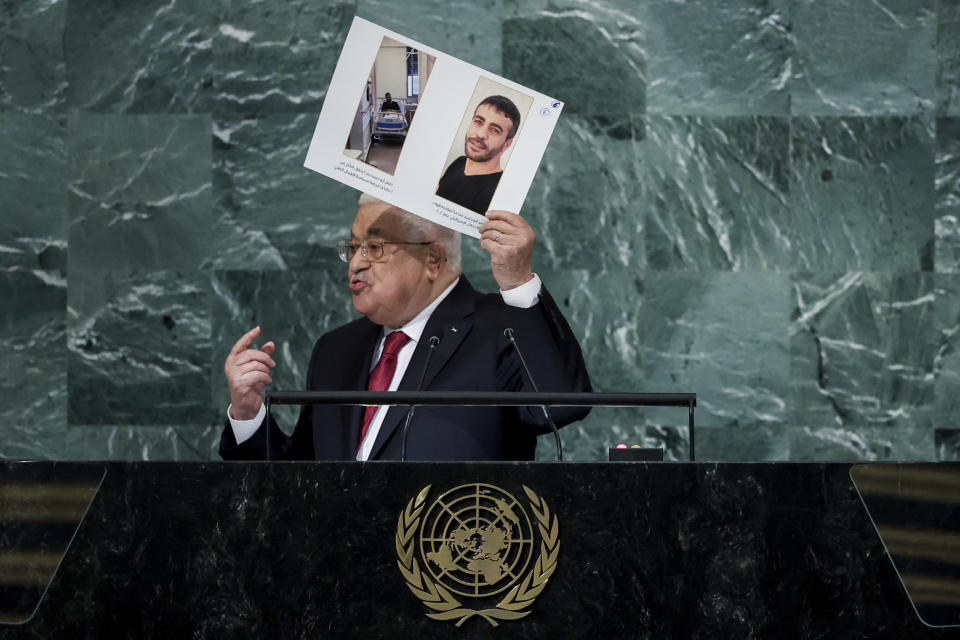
[395,484,560,627]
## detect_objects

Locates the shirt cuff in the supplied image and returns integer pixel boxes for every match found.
[500,273,541,309]
[227,403,265,445]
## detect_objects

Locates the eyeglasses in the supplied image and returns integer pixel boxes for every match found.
[337,239,434,263]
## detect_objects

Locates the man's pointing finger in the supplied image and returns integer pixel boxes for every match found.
[230,326,262,356]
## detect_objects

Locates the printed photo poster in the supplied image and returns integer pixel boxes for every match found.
[303,17,564,238]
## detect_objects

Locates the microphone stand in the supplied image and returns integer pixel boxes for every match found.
[264,394,271,461]
[400,335,440,461]
[504,328,563,461]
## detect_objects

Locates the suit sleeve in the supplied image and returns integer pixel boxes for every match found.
[218,337,324,461]
[497,284,592,432]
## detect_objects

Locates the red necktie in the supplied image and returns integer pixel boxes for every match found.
[358,331,410,449]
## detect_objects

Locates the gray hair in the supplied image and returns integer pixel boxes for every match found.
[357,193,462,273]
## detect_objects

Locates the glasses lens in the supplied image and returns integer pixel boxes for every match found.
[337,241,357,263]
[366,240,384,260]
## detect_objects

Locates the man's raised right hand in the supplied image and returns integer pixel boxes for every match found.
[224,326,276,421]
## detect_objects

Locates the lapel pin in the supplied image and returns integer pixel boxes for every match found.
[450,326,457,333]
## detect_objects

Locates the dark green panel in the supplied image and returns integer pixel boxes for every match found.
[935,118,960,270]
[640,0,791,115]
[791,0,936,115]
[4,423,220,461]
[67,114,212,270]
[67,269,212,426]
[501,12,644,115]
[0,114,67,271]
[790,117,935,271]
[0,269,66,441]
[786,424,934,461]
[61,424,221,460]
[534,268,645,396]
[933,273,960,429]
[0,0,66,112]
[639,271,790,429]
[357,0,503,73]
[213,0,355,115]
[640,116,790,270]
[210,115,358,270]
[937,0,960,115]
[695,424,790,462]
[64,0,215,113]
[790,272,936,434]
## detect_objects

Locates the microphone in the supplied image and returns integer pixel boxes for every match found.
[504,327,563,461]
[400,334,441,461]
[264,394,272,461]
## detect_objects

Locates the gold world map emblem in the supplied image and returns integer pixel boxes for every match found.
[395,483,560,627]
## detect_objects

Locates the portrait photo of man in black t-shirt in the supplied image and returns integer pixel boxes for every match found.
[436,95,521,215]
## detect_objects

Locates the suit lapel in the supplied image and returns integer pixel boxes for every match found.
[313,319,380,460]
[368,278,479,459]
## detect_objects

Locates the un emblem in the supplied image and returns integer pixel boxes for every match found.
[395,483,560,627]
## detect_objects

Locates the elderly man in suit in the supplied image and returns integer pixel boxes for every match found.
[220,194,590,461]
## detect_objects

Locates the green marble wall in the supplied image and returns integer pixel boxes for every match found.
[1,0,958,462]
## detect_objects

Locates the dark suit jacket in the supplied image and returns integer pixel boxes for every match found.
[219,277,591,461]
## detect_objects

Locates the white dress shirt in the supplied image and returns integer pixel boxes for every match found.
[228,274,542,460]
